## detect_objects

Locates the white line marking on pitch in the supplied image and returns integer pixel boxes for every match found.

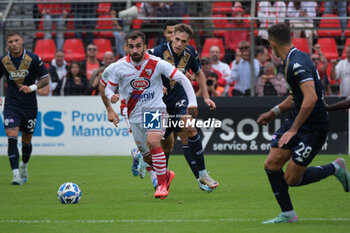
[1,218,349,224]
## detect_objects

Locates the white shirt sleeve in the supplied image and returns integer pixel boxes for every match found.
[172,70,197,107]
[103,65,119,100]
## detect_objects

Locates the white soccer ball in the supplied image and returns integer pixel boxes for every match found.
[57,182,81,204]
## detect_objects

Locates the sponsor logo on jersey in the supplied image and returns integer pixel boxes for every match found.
[292,63,302,70]
[130,78,150,91]
[9,69,29,80]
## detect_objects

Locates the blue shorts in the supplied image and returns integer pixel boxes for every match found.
[3,106,37,134]
[271,119,328,166]
[164,96,188,138]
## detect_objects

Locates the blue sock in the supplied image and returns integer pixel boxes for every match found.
[8,137,19,170]
[183,145,199,179]
[22,143,32,163]
[293,164,335,186]
[265,169,294,212]
[188,134,205,171]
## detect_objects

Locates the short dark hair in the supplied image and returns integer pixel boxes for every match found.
[255,46,267,57]
[207,72,218,80]
[268,23,291,45]
[55,49,65,54]
[5,31,22,40]
[174,23,193,39]
[163,20,179,30]
[125,31,146,45]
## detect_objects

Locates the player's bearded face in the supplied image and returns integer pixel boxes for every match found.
[128,38,146,63]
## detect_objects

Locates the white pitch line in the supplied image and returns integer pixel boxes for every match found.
[1,218,349,224]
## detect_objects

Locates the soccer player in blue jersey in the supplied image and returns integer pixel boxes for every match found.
[257,23,350,224]
[149,23,219,192]
[0,31,49,185]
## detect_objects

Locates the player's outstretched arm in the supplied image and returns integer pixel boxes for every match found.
[194,70,216,110]
[19,76,49,93]
[325,97,350,112]
[257,95,293,125]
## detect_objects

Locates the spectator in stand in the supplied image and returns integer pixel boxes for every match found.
[85,67,105,96]
[324,1,347,29]
[48,49,68,96]
[287,1,317,54]
[71,3,97,45]
[330,45,350,97]
[255,62,288,96]
[156,2,187,26]
[312,44,332,96]
[209,45,231,80]
[257,1,286,47]
[255,46,270,76]
[101,51,116,67]
[81,43,102,81]
[110,8,125,58]
[53,62,88,96]
[226,40,260,96]
[139,3,162,44]
[198,57,226,94]
[223,7,250,64]
[196,72,224,97]
[41,1,70,49]
[187,2,214,51]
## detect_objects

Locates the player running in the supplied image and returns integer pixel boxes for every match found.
[0,31,49,185]
[257,23,350,224]
[149,23,219,192]
[104,31,198,199]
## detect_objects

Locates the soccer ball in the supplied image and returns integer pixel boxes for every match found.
[57,182,81,204]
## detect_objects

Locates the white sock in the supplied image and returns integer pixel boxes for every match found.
[148,169,157,181]
[12,169,19,177]
[282,210,296,218]
[199,169,207,178]
[20,161,27,168]
[332,161,340,174]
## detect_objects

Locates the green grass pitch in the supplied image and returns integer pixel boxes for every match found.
[0,155,349,233]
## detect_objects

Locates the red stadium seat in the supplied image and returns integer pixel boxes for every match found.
[212,2,232,14]
[63,39,86,62]
[213,14,228,37]
[292,38,310,54]
[34,39,56,63]
[344,20,350,37]
[189,39,197,51]
[201,38,225,60]
[341,38,350,59]
[93,39,113,61]
[317,14,342,37]
[317,38,339,60]
[94,15,114,38]
[97,2,112,15]
[132,19,143,29]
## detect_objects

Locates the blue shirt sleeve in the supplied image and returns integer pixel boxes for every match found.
[35,55,49,79]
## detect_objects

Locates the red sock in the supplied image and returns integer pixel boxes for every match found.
[150,146,167,185]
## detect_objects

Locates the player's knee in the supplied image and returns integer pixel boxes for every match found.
[264,159,283,171]
[147,138,160,150]
[284,175,299,186]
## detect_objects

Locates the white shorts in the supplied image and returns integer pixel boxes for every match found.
[130,119,166,156]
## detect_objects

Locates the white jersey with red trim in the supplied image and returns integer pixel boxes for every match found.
[104,53,178,123]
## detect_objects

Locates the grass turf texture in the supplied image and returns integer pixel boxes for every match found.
[0,155,349,233]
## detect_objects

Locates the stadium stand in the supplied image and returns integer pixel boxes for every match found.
[34,39,56,63]
[63,39,86,62]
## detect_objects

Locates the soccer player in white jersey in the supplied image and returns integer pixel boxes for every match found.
[104,31,198,199]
